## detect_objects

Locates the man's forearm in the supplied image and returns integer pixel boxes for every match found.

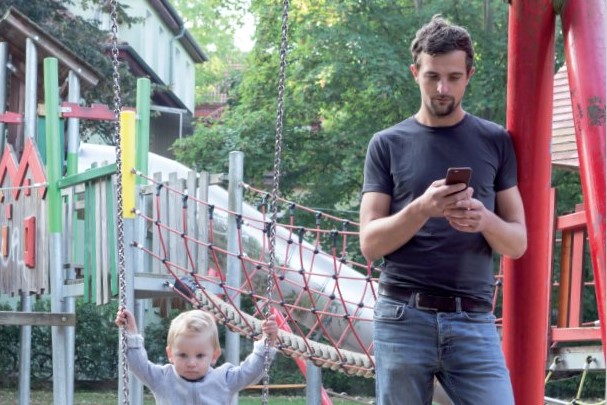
[360,200,428,261]
[482,211,527,259]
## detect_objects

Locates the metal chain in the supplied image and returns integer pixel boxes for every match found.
[262,1,289,404]
[109,1,129,404]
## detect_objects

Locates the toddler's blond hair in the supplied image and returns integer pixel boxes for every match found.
[167,310,220,351]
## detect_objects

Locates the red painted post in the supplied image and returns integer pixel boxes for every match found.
[503,1,556,404]
[560,0,607,355]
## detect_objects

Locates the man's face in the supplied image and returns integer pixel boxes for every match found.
[410,51,474,119]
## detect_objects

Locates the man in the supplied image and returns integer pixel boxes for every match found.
[360,15,526,405]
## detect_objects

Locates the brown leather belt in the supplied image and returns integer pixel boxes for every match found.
[378,283,492,313]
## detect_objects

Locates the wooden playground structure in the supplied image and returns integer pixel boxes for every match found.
[0,0,605,404]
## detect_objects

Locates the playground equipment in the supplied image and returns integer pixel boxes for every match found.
[0,0,605,404]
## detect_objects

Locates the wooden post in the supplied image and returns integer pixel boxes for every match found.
[117,110,139,405]
[44,56,68,405]
[135,78,151,185]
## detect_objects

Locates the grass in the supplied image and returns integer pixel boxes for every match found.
[0,388,374,404]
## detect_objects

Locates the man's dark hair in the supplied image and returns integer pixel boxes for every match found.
[410,15,474,73]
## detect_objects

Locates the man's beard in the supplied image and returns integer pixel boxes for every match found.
[428,96,459,117]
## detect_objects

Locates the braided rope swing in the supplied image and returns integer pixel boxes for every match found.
[183,286,375,379]
[108,1,130,404]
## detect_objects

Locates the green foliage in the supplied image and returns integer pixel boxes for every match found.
[74,300,120,380]
[172,0,249,104]
[142,308,179,364]
[173,0,516,232]
[552,168,583,215]
[545,371,606,401]
[0,299,119,385]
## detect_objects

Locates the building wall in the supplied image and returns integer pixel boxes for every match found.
[67,0,196,113]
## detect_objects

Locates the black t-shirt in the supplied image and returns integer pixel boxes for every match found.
[362,114,518,303]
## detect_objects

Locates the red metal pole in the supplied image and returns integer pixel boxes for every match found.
[503,1,555,404]
[560,0,607,355]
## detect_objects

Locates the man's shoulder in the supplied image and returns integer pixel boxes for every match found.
[372,117,417,141]
[464,113,508,136]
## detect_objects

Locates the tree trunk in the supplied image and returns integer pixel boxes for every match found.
[484,0,494,35]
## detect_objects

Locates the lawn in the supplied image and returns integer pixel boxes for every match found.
[0,388,374,404]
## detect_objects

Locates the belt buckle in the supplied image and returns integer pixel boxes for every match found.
[414,293,440,312]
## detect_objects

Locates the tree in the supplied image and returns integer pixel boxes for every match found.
[172,0,250,104]
[173,0,512,225]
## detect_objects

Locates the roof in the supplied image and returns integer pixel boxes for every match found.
[195,103,226,121]
[552,64,579,170]
[0,7,102,88]
[148,0,208,63]
[115,44,188,111]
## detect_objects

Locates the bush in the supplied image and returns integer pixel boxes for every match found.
[0,298,120,385]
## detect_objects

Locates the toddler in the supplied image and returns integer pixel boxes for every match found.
[115,308,278,405]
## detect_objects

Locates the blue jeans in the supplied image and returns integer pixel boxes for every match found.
[373,294,514,405]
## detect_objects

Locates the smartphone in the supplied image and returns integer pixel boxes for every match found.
[445,167,472,187]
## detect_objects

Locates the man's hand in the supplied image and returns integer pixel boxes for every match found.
[418,179,473,218]
[444,196,487,232]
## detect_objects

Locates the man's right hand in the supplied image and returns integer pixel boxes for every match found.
[417,179,472,218]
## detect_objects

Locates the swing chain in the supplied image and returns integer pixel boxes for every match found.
[263,1,290,404]
[109,1,129,404]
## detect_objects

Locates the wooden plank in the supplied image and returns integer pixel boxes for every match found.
[152,172,162,274]
[175,176,187,271]
[58,163,117,189]
[95,181,103,305]
[38,198,49,294]
[0,311,76,326]
[168,173,180,271]
[107,177,118,296]
[137,189,152,275]
[557,230,573,328]
[197,171,210,276]
[244,384,306,390]
[16,179,25,293]
[63,187,74,271]
[186,171,198,272]
[551,327,602,342]
[100,177,110,304]
[83,182,92,302]
[567,226,586,327]
[64,273,224,298]
[556,210,586,230]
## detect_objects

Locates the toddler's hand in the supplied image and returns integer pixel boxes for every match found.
[115,307,138,335]
[261,314,278,346]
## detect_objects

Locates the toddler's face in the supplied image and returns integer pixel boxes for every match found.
[166,333,220,381]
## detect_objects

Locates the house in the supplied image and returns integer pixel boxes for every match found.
[65,0,208,158]
[0,6,103,157]
[551,64,579,170]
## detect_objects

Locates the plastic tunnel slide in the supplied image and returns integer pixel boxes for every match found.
[78,142,376,351]
[78,143,455,405]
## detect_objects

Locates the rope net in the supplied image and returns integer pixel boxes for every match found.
[129,171,504,378]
